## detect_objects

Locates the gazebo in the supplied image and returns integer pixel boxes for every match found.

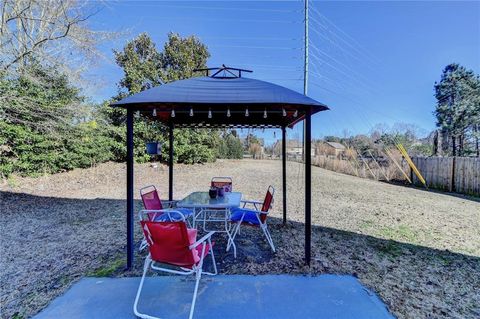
[112,65,329,269]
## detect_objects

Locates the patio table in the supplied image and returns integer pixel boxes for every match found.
[177,191,242,258]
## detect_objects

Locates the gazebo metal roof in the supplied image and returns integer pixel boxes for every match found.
[112,69,328,128]
[113,66,329,269]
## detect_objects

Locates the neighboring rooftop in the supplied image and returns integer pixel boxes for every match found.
[325,141,346,150]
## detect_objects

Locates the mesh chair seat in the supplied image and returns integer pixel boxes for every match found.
[227,185,276,253]
[141,185,193,222]
[230,208,262,225]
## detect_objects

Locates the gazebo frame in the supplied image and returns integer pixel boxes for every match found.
[113,66,329,268]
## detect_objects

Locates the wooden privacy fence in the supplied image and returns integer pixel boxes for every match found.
[411,156,480,196]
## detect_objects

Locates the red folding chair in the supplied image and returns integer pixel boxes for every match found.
[228,186,276,252]
[211,176,233,192]
[134,211,217,319]
[140,185,190,213]
[139,185,194,251]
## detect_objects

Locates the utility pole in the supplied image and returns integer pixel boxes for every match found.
[302,0,309,162]
[303,0,309,96]
[303,0,312,266]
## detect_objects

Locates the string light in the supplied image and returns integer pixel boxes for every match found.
[282,108,287,116]
[293,110,298,117]
[245,108,249,117]
[189,107,194,117]
[227,107,231,117]
[263,108,267,118]
[152,108,157,116]
[208,108,212,118]
[171,109,175,118]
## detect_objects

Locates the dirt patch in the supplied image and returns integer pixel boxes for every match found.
[1,160,479,318]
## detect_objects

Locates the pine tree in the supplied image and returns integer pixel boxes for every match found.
[434,63,480,156]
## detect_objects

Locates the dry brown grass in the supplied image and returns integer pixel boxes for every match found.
[313,152,408,182]
[1,160,479,319]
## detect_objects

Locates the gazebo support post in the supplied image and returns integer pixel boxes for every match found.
[168,123,174,201]
[305,110,312,265]
[282,126,287,225]
[126,109,134,269]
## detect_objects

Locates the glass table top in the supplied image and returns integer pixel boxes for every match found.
[177,191,242,208]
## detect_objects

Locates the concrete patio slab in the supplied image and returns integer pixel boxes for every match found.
[34,275,394,319]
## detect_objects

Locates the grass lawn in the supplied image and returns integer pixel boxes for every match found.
[1,160,479,319]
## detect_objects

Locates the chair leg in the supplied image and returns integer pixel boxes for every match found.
[227,222,240,251]
[203,238,218,276]
[133,256,160,319]
[189,268,202,319]
[227,210,245,252]
[139,239,148,252]
[189,243,207,319]
[261,225,276,253]
[210,238,218,275]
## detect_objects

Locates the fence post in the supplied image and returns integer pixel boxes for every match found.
[450,156,456,192]
[410,158,414,184]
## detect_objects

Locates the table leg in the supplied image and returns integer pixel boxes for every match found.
[225,208,236,258]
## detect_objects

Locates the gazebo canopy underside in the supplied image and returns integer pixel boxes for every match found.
[121,104,319,128]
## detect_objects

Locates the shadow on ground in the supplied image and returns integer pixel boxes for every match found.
[386,179,480,203]
[1,191,479,319]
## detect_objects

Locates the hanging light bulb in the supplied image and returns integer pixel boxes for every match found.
[152,108,157,117]
[263,108,267,118]
[189,107,194,117]
[227,107,231,117]
[171,109,175,118]
[245,108,249,117]
[293,110,298,118]
[208,108,212,119]
[282,108,287,117]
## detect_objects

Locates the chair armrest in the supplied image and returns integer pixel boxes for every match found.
[139,209,164,221]
[139,209,186,222]
[241,200,263,210]
[189,231,215,250]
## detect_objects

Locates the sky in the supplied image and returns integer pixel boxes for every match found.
[86,1,480,144]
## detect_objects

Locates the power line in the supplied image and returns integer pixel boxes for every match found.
[309,42,376,88]
[241,64,302,71]
[308,17,368,65]
[200,36,300,41]
[142,16,301,24]
[210,44,302,50]
[116,3,299,13]
[309,4,381,67]
[309,52,376,94]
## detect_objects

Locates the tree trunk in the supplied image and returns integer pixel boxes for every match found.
[435,129,443,156]
[459,133,463,156]
[452,135,456,156]
[475,125,479,157]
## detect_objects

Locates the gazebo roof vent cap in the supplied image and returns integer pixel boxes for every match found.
[194,64,253,78]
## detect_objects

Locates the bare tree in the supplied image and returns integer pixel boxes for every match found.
[0,0,120,132]
[0,0,117,81]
